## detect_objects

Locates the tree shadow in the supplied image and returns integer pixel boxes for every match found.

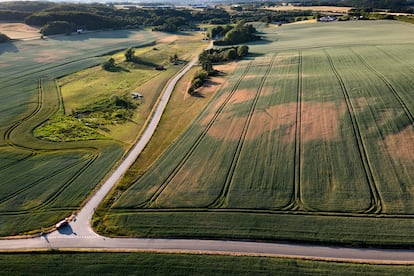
[57,224,76,235]
[245,38,273,46]
[106,65,130,72]
[132,57,160,68]
[190,92,205,98]
[0,41,18,55]
[245,52,265,58]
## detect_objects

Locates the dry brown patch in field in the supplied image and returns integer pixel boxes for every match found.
[205,111,246,141]
[247,103,297,141]
[300,101,345,142]
[34,50,72,62]
[229,89,257,104]
[157,35,179,44]
[201,101,344,142]
[0,23,40,39]
[383,126,414,161]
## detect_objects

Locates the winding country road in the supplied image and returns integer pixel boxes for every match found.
[2,50,414,264]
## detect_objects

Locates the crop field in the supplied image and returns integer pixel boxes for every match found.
[0,29,171,235]
[102,21,414,246]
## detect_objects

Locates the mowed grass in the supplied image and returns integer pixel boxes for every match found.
[0,29,196,236]
[2,252,414,276]
[101,21,414,247]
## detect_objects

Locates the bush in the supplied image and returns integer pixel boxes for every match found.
[237,45,249,57]
[102,58,115,70]
[188,70,210,95]
[224,48,238,60]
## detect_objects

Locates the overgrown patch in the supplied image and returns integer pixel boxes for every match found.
[72,95,139,130]
[34,114,106,141]
[35,95,139,141]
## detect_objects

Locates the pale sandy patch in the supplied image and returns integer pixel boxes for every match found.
[290,19,318,25]
[0,23,40,39]
[265,6,351,13]
[201,101,344,142]
[383,126,414,161]
[157,35,179,44]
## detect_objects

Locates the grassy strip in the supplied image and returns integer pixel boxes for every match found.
[101,212,414,248]
[1,252,414,275]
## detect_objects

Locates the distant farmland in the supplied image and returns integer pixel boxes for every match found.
[103,21,414,247]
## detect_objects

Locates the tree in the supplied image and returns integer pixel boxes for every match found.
[125,48,134,62]
[224,48,237,60]
[102,58,115,70]
[237,45,249,57]
[202,60,214,74]
[170,53,178,63]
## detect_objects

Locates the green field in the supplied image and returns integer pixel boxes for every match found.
[1,252,414,275]
[101,21,414,247]
[0,30,174,236]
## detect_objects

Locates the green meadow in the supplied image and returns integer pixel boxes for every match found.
[101,21,414,247]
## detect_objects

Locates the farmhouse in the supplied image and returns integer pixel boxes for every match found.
[319,16,337,22]
[131,92,143,99]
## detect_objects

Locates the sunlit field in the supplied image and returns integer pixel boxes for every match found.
[102,21,414,247]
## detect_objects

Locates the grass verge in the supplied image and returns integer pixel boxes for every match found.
[1,251,414,275]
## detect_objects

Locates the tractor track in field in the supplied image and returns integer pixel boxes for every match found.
[3,78,44,150]
[351,48,414,127]
[209,55,277,209]
[1,76,102,213]
[0,149,100,215]
[135,61,254,209]
[324,50,382,215]
[0,57,100,89]
[111,206,414,219]
[26,149,100,212]
[375,46,414,74]
[0,153,35,172]
[0,152,94,207]
[282,51,308,212]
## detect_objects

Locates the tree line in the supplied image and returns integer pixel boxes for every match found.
[188,45,249,95]
[0,2,232,35]
[210,22,260,45]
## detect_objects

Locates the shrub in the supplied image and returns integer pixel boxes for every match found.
[102,58,115,70]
